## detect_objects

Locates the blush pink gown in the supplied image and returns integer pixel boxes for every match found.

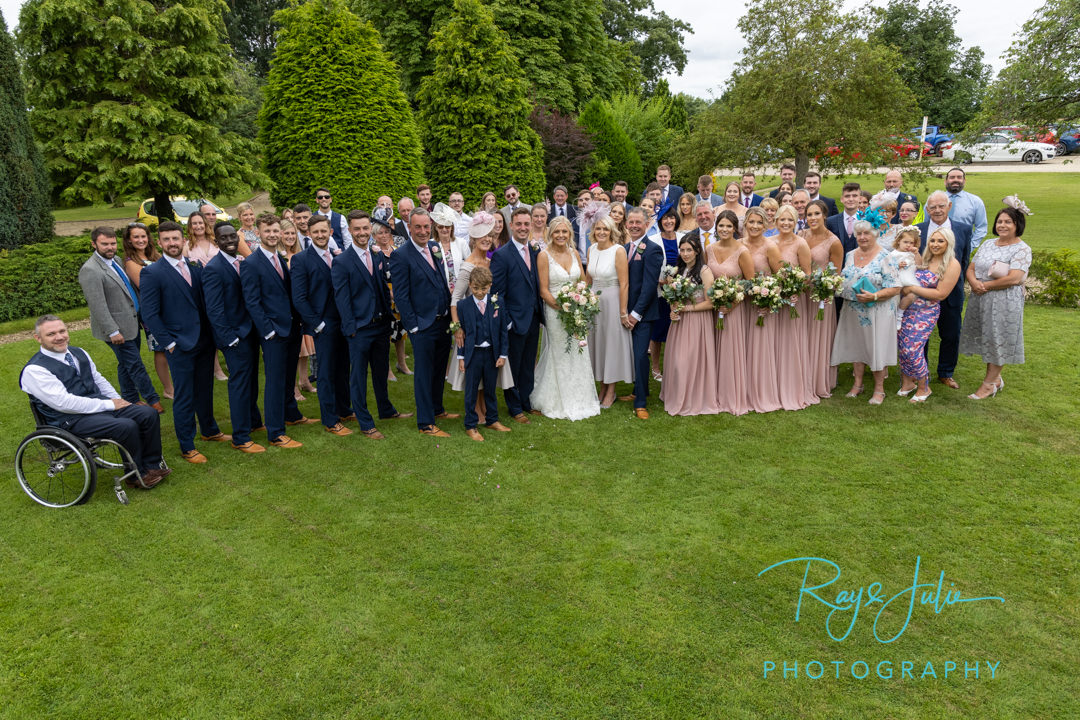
[807,238,839,397]
[745,243,782,413]
[775,242,818,410]
[661,283,720,416]
[708,246,750,415]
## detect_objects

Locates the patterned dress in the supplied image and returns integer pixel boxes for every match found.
[959,240,1032,365]
[897,269,941,379]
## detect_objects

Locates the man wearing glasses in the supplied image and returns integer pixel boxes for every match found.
[313,187,351,247]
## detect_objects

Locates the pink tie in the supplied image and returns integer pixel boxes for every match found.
[421,246,436,270]
[478,299,486,314]
[522,246,531,270]
[178,260,191,286]
[233,258,241,274]
[362,250,372,274]
[271,253,284,279]
[323,251,332,268]
[846,215,854,235]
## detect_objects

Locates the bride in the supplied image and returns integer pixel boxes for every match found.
[530,216,601,420]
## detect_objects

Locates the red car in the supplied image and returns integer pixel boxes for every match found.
[991,126,1057,145]
[819,136,932,161]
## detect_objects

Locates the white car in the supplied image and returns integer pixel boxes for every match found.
[942,133,1057,164]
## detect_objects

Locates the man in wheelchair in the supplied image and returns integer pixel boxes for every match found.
[19,315,171,489]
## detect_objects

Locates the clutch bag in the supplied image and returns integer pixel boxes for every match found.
[988,260,1010,279]
[852,276,879,305]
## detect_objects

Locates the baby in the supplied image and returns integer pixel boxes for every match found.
[892,229,923,328]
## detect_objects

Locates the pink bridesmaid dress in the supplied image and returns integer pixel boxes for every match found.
[707,247,750,415]
[661,283,720,416]
[808,240,839,397]
[775,243,818,410]
[745,244,782,413]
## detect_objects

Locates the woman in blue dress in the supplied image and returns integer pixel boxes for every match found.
[649,206,684,381]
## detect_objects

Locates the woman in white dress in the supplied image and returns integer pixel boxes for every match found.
[585,214,634,407]
[530,216,601,420]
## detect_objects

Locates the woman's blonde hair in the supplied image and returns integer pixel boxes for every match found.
[921,227,955,279]
[590,214,621,246]
[546,215,576,253]
[775,204,799,223]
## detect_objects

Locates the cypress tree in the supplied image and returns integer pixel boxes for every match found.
[259,0,423,212]
[0,11,52,248]
[416,0,545,208]
[578,98,643,200]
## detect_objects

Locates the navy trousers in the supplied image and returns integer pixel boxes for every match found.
[503,314,540,416]
[66,403,163,472]
[164,342,219,452]
[345,322,396,431]
[408,319,451,429]
[631,321,653,409]
[934,303,963,378]
[220,334,262,445]
[107,333,159,404]
[463,348,498,429]
[312,327,353,428]
[260,332,303,441]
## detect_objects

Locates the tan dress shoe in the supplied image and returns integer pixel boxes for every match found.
[435,411,461,420]
[269,435,303,448]
[382,411,413,419]
[324,423,354,436]
[360,428,385,439]
[232,441,266,453]
[512,413,531,424]
[419,426,451,438]
[285,416,318,426]
[485,421,511,432]
[201,432,233,442]
[634,408,649,420]
[181,449,208,463]
[465,428,484,442]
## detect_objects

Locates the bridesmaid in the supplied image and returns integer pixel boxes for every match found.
[801,199,843,397]
[649,206,683,380]
[707,210,755,415]
[773,205,818,410]
[586,215,634,407]
[742,206,783,413]
[661,236,719,416]
[676,192,697,233]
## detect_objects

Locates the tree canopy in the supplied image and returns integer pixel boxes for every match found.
[578,97,643,199]
[224,0,287,77]
[601,0,691,93]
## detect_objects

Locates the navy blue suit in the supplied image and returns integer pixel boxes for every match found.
[332,244,398,431]
[490,239,542,417]
[812,195,839,217]
[291,244,352,428]
[738,193,763,208]
[660,184,683,208]
[826,212,860,261]
[456,295,509,429]
[917,220,973,379]
[202,252,262,445]
[389,239,452,429]
[139,257,221,452]
[240,249,303,441]
[624,237,665,408]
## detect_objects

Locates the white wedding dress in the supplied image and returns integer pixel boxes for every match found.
[530,252,601,420]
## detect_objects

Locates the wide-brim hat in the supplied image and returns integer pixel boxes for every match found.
[430,202,456,227]
[371,217,392,233]
[469,211,496,238]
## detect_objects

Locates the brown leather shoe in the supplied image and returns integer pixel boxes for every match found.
[527,409,542,416]
[251,425,266,433]
[512,413,531,425]
[286,416,319,426]
[485,421,511,432]
[360,428,385,440]
[128,467,170,489]
[339,414,357,422]
[201,432,233,442]
[232,440,266,453]
[617,394,636,402]
[419,426,451,438]
[151,401,165,414]
[938,377,960,389]
[435,411,461,420]
[324,423,354,436]
[381,411,413,419]
[269,435,303,448]
[182,449,208,463]
[634,408,649,420]
[465,428,484,442]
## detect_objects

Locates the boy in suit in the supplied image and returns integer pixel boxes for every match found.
[455,267,511,441]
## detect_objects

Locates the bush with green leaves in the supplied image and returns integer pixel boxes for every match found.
[1028,249,1080,308]
[0,236,92,322]
[578,98,644,200]
[260,0,423,212]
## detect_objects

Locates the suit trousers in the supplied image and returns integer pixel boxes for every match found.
[164,343,219,452]
[312,327,353,428]
[631,321,653,409]
[345,322,396,431]
[931,302,963,378]
[408,319,451,429]
[503,314,540,416]
[260,333,303,441]
[220,334,262,445]
[463,348,498,429]
[66,403,163,472]
[107,333,159,404]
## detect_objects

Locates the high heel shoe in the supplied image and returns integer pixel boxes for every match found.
[996,377,1005,392]
[910,390,932,403]
[845,384,864,398]
[896,385,916,397]
[396,364,414,376]
[967,383,998,400]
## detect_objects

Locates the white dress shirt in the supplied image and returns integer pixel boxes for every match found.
[20,346,120,415]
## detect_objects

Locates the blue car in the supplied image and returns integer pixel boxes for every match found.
[910,125,953,156]
[1052,126,1079,156]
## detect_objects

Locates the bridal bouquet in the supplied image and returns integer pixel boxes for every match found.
[742,273,785,326]
[554,281,600,353]
[809,263,844,320]
[775,262,808,319]
[706,276,745,330]
[659,271,700,320]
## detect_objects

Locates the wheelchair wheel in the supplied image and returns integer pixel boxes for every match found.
[15,429,96,508]
[87,438,138,505]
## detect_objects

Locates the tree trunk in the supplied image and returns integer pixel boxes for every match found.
[794,151,810,187]
[152,189,174,230]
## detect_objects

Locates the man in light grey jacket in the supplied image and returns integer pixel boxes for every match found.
[78,226,163,412]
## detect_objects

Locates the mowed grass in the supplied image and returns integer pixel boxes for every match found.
[51,188,259,224]
[0,304,1077,718]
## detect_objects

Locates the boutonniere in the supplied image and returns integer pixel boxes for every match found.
[187,260,200,269]
[491,294,499,314]
[430,244,443,259]
[528,240,540,252]
[637,242,647,253]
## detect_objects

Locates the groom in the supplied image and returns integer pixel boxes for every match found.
[490,206,542,424]
[622,207,664,419]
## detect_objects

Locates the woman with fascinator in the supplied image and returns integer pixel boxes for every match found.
[959,198,1033,400]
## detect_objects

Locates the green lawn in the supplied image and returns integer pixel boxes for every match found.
[52,189,260,224]
[0,306,1077,717]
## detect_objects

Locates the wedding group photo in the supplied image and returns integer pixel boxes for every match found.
[0,0,1077,716]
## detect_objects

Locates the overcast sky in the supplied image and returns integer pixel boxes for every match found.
[1,0,1045,99]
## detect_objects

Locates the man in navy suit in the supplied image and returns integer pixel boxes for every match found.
[333,213,411,440]
[825,182,864,260]
[455,266,511,441]
[241,213,313,450]
[611,181,634,211]
[490,207,543,424]
[202,221,264,453]
[547,185,577,224]
[389,208,457,437]
[802,171,839,216]
[918,191,973,389]
[621,207,665,419]
[139,221,228,463]
[655,164,682,207]
[290,214,354,437]
[738,172,763,208]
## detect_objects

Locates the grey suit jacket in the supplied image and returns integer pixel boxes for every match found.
[78,253,140,342]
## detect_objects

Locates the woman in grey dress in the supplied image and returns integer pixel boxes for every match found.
[959,206,1033,400]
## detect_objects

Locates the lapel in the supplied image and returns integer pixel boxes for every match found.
[256,248,287,291]
[160,258,198,309]
[510,241,535,287]
[409,240,443,289]
[95,254,129,295]
[305,245,332,285]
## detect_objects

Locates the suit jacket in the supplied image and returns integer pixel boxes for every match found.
[826,212,860,259]
[696,193,724,208]
[917,220,972,310]
[455,296,509,368]
[139,257,208,352]
[737,193,763,208]
[291,244,342,335]
[240,249,297,339]
[499,203,527,230]
[810,195,839,216]
[548,204,577,223]
[388,239,452,333]
[490,240,542,335]
[659,184,683,208]
[332,245,392,336]
[202,252,254,349]
[78,254,140,342]
[625,237,665,322]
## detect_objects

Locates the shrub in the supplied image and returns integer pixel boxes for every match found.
[529,106,596,195]
[1028,249,1080,308]
[578,98,643,200]
[0,236,92,322]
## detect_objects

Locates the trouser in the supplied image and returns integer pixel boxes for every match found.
[164,342,219,452]
[107,333,159,404]
[66,404,164,472]
[220,334,262,445]
[345,322,397,431]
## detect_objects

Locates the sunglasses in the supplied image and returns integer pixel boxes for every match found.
[316,195,331,200]
[128,222,147,229]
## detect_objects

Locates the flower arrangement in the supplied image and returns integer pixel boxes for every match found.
[554,280,601,353]
[706,276,745,330]
[660,271,701,320]
[775,262,808,318]
[742,273,785,326]
[447,321,461,335]
[809,263,844,320]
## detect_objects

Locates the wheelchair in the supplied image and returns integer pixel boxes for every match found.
[15,404,155,508]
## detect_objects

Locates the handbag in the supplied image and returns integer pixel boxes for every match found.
[852,276,879,306]
[987,260,1010,279]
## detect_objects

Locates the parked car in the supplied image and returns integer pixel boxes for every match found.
[909,125,953,155]
[941,133,1057,164]
[819,136,931,162]
[137,197,229,229]
[1050,125,1080,156]
[990,125,1057,146]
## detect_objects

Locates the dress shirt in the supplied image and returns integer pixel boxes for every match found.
[452,210,472,239]
[927,217,952,237]
[162,255,192,349]
[313,209,353,245]
[20,346,119,415]
[947,190,988,247]
[473,295,492,349]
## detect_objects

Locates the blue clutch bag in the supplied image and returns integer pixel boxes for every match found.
[852,276,879,305]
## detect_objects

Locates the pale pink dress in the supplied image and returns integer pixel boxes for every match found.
[661,282,720,416]
[708,246,750,415]
[807,237,839,397]
[774,242,818,410]
[745,244,782,413]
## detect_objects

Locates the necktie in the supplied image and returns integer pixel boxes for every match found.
[323,251,332,268]
[271,253,284,279]
[663,187,668,202]
[845,215,854,236]
[177,260,192,286]
[110,260,139,312]
[522,246,531,270]
[478,298,486,315]
[233,258,241,274]
[362,250,372,274]
[703,231,711,246]
[627,242,638,262]
[744,197,750,208]
[64,352,78,372]
[421,246,436,270]
[303,236,311,249]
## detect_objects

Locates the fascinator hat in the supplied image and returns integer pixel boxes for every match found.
[1002,195,1032,215]
[576,201,610,237]
[430,202,457,227]
[469,211,497,238]
[855,207,890,236]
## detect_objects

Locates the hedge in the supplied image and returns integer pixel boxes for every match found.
[1028,249,1080,308]
[0,236,92,322]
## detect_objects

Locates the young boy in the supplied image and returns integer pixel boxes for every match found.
[456,267,511,441]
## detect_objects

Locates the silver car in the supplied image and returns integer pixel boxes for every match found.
[942,133,1057,164]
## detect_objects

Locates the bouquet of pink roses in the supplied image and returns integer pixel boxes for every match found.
[706,276,745,330]
[742,273,785,326]
[809,262,844,320]
[554,280,600,353]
